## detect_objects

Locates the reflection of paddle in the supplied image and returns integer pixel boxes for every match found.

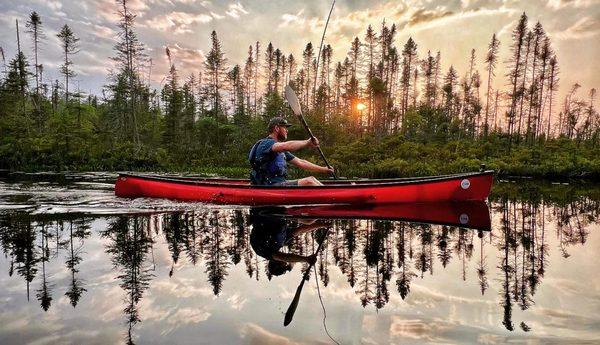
[283,229,329,326]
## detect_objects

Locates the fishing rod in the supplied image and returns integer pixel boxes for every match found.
[284,0,338,180]
[314,0,336,94]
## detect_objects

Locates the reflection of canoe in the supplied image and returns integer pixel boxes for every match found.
[275,201,491,231]
[115,171,494,206]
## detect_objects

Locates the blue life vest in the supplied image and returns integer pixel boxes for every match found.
[248,139,292,185]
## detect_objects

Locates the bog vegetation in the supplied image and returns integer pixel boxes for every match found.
[0,1,598,179]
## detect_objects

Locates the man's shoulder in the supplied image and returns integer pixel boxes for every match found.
[256,138,277,155]
[260,138,276,147]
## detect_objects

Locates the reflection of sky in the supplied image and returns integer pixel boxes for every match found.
[0,211,599,345]
[0,175,599,344]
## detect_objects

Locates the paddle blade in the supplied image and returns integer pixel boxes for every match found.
[284,279,305,326]
[285,85,302,116]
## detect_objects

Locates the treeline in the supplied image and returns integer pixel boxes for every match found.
[0,1,598,177]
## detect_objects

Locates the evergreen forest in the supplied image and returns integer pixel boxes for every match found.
[1,1,598,179]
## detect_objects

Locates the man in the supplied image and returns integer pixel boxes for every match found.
[248,117,334,186]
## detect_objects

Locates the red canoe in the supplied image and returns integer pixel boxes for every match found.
[278,201,491,231]
[114,171,493,206]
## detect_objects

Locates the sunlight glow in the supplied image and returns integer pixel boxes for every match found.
[356,103,366,111]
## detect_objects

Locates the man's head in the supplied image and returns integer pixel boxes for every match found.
[268,117,293,141]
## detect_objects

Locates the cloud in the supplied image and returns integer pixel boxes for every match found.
[76,51,115,76]
[97,0,150,21]
[166,307,211,324]
[389,318,450,342]
[31,0,63,11]
[226,293,247,310]
[150,277,213,298]
[239,323,301,345]
[279,9,306,28]
[546,0,597,10]
[226,2,249,19]
[93,25,116,40]
[210,12,225,20]
[406,8,455,27]
[145,11,213,34]
[403,7,518,33]
[165,43,205,68]
[555,16,600,40]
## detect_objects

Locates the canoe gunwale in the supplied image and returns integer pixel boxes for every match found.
[118,170,494,190]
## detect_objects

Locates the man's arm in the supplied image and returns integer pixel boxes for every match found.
[272,138,315,152]
[272,252,316,265]
[289,157,331,173]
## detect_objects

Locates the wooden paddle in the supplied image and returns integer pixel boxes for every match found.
[284,84,338,180]
[283,229,329,326]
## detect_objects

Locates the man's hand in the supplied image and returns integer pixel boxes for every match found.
[323,165,335,174]
[306,137,320,148]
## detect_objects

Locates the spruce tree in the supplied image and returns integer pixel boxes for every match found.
[204,30,228,122]
[57,24,79,105]
[484,34,500,137]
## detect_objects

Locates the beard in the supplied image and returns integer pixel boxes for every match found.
[277,130,287,141]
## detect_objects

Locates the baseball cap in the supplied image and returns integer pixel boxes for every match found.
[268,117,293,131]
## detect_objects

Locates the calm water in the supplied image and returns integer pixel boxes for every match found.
[0,173,599,345]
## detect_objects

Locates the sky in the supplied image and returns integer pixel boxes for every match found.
[0,0,598,102]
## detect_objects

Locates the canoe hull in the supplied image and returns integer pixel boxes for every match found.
[114,171,493,206]
[278,201,491,231]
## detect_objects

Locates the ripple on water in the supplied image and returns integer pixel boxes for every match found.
[0,172,237,216]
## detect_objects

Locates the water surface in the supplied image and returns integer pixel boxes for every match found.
[0,173,599,344]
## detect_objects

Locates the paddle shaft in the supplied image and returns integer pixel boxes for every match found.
[283,230,329,326]
[296,114,338,180]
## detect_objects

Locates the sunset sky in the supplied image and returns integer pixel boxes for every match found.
[0,0,598,102]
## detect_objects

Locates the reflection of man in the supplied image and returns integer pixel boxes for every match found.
[249,208,325,277]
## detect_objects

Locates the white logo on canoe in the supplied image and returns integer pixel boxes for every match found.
[461,179,470,189]
[459,213,469,224]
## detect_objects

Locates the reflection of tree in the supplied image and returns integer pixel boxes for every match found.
[454,228,472,281]
[556,201,593,258]
[101,216,154,345]
[36,222,52,311]
[498,199,515,331]
[3,216,40,302]
[0,183,598,333]
[396,223,415,300]
[355,222,373,307]
[345,220,357,287]
[436,226,452,268]
[185,211,206,267]
[476,233,488,295]
[204,211,230,295]
[163,212,184,277]
[415,224,433,278]
[318,238,330,287]
[228,210,246,265]
[64,218,91,307]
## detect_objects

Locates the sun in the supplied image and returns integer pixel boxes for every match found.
[356,103,366,111]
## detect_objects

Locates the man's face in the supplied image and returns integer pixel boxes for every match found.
[275,126,288,141]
